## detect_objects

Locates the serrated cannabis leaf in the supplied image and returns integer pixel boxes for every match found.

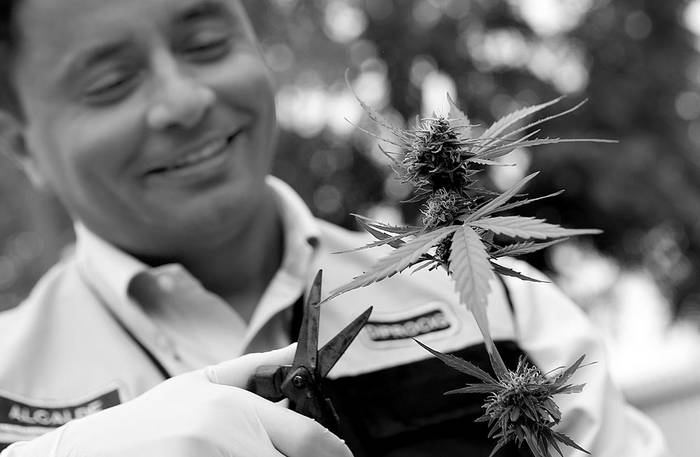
[355,217,406,248]
[552,432,590,455]
[489,190,565,215]
[477,137,615,162]
[414,339,495,384]
[495,99,588,146]
[449,225,508,377]
[491,261,548,283]
[447,92,471,139]
[325,225,458,301]
[353,214,420,234]
[478,97,564,149]
[491,239,567,258]
[461,172,540,223]
[469,216,602,240]
[445,384,502,395]
[468,158,515,166]
[332,229,421,254]
[449,225,494,313]
[449,226,499,364]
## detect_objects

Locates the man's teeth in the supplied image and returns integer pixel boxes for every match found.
[168,139,226,170]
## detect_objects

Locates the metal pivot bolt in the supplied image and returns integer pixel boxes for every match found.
[292,374,306,388]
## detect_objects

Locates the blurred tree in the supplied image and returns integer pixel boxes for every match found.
[249,0,700,319]
[3,0,700,322]
[525,0,700,319]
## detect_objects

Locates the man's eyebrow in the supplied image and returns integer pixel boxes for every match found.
[174,0,232,23]
[62,41,131,77]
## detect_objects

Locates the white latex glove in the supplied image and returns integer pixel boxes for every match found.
[2,344,353,457]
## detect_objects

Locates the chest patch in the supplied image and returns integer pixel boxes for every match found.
[365,309,451,341]
[359,302,460,348]
[0,387,121,449]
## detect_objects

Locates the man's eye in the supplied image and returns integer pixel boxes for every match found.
[181,30,231,62]
[82,69,140,104]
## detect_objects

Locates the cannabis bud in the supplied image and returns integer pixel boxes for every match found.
[421,189,467,229]
[401,116,475,191]
[418,342,590,457]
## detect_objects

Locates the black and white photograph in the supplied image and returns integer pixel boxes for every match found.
[0,0,695,456]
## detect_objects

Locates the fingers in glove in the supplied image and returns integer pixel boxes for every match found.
[206,344,297,388]
[255,401,353,457]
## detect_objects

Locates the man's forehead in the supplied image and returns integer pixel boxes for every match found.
[17,0,242,30]
[13,0,247,76]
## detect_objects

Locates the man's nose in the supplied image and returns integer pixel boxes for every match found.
[146,60,215,131]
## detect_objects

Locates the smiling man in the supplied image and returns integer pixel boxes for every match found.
[12,0,283,322]
[0,0,671,456]
[0,0,349,455]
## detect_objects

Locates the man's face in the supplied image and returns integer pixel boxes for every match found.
[11,0,277,258]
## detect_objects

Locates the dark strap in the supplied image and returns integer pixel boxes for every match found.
[77,267,172,380]
[111,315,173,380]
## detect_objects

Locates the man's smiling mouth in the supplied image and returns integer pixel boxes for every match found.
[146,132,239,176]
[168,138,228,170]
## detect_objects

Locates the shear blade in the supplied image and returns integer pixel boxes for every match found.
[318,306,373,378]
[292,270,323,371]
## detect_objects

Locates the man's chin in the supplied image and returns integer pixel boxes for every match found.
[164,196,272,241]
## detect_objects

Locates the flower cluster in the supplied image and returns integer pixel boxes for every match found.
[420,188,468,229]
[389,113,493,234]
[475,358,588,457]
[400,117,476,192]
[417,341,589,457]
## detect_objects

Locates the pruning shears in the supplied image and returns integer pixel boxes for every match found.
[247,270,373,432]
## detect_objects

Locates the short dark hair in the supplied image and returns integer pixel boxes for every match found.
[0,0,24,119]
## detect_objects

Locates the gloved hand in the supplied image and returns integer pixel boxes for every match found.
[2,344,353,457]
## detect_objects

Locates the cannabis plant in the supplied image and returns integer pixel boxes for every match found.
[328,92,611,456]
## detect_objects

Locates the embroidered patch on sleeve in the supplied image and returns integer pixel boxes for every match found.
[0,387,121,447]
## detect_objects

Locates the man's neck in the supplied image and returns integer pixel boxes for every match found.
[176,189,285,321]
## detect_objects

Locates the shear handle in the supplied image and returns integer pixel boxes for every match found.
[247,365,290,402]
[280,366,340,432]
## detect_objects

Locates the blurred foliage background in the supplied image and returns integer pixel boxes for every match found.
[250,0,700,325]
[3,0,700,328]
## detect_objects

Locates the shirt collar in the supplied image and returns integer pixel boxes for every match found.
[74,175,321,312]
[74,222,148,309]
[267,175,321,277]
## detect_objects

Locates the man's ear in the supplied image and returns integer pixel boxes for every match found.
[0,111,46,189]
